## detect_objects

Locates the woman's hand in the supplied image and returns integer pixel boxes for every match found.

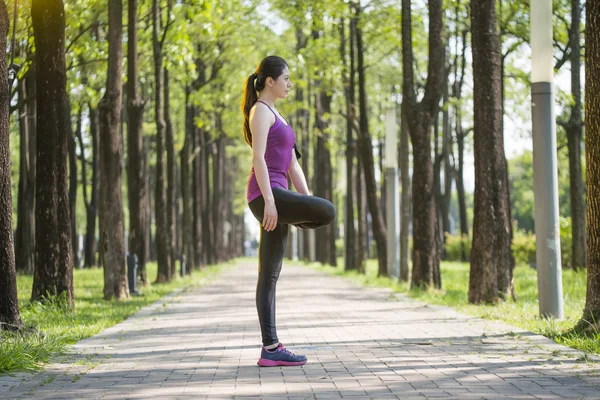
[262,200,278,231]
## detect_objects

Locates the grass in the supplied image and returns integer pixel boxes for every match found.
[304,258,599,356]
[0,260,230,374]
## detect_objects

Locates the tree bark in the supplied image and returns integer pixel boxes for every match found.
[165,67,177,276]
[402,0,445,289]
[566,0,586,271]
[469,0,513,303]
[580,0,600,330]
[127,0,147,283]
[399,100,411,282]
[83,104,99,268]
[200,128,213,265]
[181,87,195,271]
[15,69,35,275]
[212,121,226,264]
[355,3,387,275]
[0,0,22,329]
[67,99,78,268]
[99,0,128,300]
[153,0,171,282]
[31,0,74,307]
[341,17,357,272]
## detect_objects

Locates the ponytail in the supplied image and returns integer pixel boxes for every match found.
[241,56,289,147]
[241,73,258,146]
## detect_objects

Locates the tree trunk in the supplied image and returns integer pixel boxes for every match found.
[200,128,213,265]
[566,0,586,271]
[469,0,513,303]
[355,3,387,275]
[441,81,453,240]
[192,120,203,268]
[83,104,99,268]
[399,100,411,282]
[15,69,35,275]
[127,0,147,282]
[341,17,356,271]
[456,126,469,261]
[165,67,177,276]
[31,0,74,307]
[66,99,78,268]
[153,0,171,282]
[181,87,195,271]
[580,0,600,331]
[453,27,469,262]
[402,0,444,289]
[99,0,128,300]
[0,0,22,329]
[212,124,225,264]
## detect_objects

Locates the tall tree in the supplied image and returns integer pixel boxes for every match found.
[399,100,411,281]
[31,0,74,307]
[15,66,36,275]
[402,0,445,288]
[127,0,147,284]
[78,103,99,268]
[355,3,387,275]
[66,100,78,268]
[0,0,22,329]
[558,0,586,271]
[153,0,171,282]
[580,0,600,331]
[99,0,128,300]
[181,87,195,271]
[468,0,513,303]
[165,67,177,276]
[341,16,357,272]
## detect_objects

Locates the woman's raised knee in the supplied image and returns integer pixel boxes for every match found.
[321,200,336,225]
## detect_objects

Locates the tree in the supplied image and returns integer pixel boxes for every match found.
[31,0,74,307]
[402,0,445,288]
[15,65,36,275]
[0,0,22,329]
[580,0,600,331]
[153,0,172,282]
[557,0,586,271]
[127,0,148,284]
[355,3,387,275]
[99,0,128,300]
[399,100,411,281]
[468,0,513,303]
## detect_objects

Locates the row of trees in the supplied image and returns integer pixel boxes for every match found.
[1,0,599,334]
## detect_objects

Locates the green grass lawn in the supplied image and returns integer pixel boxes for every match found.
[305,258,598,355]
[1,260,230,374]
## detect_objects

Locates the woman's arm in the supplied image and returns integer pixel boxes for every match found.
[288,151,310,195]
[250,103,278,231]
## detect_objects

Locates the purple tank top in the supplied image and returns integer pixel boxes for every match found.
[247,101,296,203]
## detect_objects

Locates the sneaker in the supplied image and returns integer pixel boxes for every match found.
[257,344,307,367]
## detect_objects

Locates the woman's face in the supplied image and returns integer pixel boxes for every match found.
[270,66,292,99]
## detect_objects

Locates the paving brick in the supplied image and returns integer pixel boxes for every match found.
[3,262,600,399]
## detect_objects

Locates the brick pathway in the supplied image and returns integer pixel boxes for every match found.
[2,261,600,399]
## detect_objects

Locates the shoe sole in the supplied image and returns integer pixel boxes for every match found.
[257,358,307,367]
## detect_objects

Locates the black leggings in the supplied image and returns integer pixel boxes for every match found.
[248,186,336,347]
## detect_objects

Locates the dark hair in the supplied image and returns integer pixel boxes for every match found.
[241,55,288,146]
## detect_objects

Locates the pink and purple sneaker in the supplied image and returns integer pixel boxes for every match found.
[257,343,307,367]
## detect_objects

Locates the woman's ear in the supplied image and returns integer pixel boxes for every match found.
[266,77,273,88]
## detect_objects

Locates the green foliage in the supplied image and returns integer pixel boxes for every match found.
[2,261,228,373]
[509,150,574,232]
[511,228,537,266]
[443,233,471,261]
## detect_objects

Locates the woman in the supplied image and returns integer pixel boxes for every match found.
[242,55,336,367]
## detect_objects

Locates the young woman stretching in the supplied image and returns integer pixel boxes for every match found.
[242,55,336,367]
